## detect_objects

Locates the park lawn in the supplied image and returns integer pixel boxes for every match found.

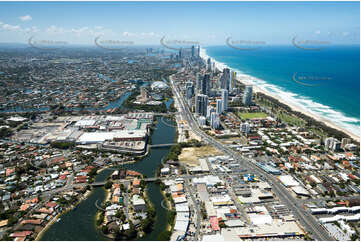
[238,112,268,120]
[277,112,306,126]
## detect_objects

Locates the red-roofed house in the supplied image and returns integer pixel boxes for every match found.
[45,202,57,208]
[26,197,39,204]
[19,204,31,212]
[210,217,220,231]
[6,168,15,177]
[21,219,42,225]
[10,231,32,238]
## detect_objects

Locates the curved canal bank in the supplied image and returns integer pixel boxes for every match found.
[40,116,176,240]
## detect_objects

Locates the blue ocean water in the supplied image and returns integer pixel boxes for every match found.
[204,45,360,136]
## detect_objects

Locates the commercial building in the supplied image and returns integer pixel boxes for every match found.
[151,81,168,90]
[221,220,304,240]
[77,130,147,144]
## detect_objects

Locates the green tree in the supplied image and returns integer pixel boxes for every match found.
[104,181,113,189]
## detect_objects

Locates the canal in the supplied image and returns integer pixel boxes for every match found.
[40,116,176,240]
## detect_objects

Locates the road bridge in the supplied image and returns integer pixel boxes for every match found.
[149,143,177,148]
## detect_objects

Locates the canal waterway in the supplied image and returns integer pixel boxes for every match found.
[40,116,176,240]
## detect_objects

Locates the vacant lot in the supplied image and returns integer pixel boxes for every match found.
[238,112,268,120]
[179,146,223,166]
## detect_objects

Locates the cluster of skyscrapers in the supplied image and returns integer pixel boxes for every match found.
[178,45,201,60]
[184,58,253,130]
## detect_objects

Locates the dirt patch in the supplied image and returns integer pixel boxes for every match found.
[178,146,223,167]
[188,130,202,141]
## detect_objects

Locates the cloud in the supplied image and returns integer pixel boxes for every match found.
[19,15,32,21]
[1,23,21,31]
[24,26,39,33]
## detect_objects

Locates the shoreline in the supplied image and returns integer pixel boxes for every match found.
[199,47,360,142]
[160,189,173,232]
[250,83,360,142]
[35,189,93,241]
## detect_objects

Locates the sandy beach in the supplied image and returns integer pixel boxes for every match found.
[248,80,360,142]
[199,48,360,142]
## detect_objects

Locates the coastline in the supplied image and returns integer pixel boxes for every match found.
[199,47,360,142]
[250,83,360,142]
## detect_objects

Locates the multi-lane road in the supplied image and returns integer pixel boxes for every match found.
[169,74,334,241]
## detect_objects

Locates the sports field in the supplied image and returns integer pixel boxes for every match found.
[238,112,268,120]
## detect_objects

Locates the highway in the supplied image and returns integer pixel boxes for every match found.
[169,74,334,241]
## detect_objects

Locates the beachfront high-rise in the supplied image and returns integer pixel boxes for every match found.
[325,137,341,151]
[221,89,228,111]
[195,94,208,117]
[201,74,210,96]
[220,68,231,91]
[243,85,253,106]
[207,58,212,72]
[230,70,236,91]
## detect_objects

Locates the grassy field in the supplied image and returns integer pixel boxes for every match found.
[277,112,306,127]
[238,112,268,120]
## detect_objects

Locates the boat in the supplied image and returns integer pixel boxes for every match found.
[56,218,61,222]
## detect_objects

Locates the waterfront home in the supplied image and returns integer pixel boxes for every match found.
[132,195,146,212]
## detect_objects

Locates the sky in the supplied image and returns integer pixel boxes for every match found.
[0,1,359,46]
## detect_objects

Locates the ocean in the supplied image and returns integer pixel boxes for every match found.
[202,45,360,137]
